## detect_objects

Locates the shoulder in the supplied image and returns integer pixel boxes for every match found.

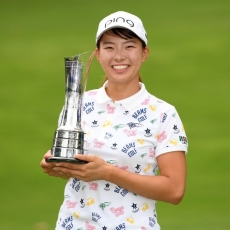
[139,83,174,111]
[83,89,99,101]
[146,92,176,114]
[85,88,99,97]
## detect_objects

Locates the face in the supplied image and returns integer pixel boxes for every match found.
[96,32,149,85]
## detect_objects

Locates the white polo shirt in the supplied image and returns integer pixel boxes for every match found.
[56,81,188,230]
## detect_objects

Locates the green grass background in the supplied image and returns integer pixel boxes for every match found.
[0,0,229,229]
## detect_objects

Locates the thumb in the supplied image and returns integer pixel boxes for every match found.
[74,154,90,162]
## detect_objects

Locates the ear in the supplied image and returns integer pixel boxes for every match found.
[95,48,100,63]
[142,46,149,62]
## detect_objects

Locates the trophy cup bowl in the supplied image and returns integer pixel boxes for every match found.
[46,52,94,164]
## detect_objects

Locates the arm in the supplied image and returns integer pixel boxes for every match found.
[104,151,186,204]
[52,151,186,204]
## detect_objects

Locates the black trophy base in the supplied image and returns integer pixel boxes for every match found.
[46,157,88,164]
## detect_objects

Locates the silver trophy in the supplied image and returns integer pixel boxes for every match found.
[46,51,94,164]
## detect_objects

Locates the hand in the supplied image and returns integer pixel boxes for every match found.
[52,154,110,182]
[40,150,70,179]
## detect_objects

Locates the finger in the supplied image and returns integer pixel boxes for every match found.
[74,154,95,162]
[53,166,72,174]
[40,158,55,168]
[44,168,68,179]
[58,172,70,179]
[40,159,48,168]
[54,161,84,169]
[53,166,79,178]
[44,150,52,159]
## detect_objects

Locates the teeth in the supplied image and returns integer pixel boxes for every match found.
[113,65,128,70]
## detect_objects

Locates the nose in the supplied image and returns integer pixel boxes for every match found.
[113,49,126,61]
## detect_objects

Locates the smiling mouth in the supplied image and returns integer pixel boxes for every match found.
[112,65,129,70]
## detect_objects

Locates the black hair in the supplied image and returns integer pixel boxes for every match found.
[96,28,146,49]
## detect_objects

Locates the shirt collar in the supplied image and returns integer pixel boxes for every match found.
[96,81,148,110]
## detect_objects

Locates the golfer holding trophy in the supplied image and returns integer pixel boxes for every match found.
[41,11,188,229]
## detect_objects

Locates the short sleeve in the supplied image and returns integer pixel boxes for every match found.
[155,107,188,157]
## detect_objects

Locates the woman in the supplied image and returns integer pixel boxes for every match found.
[41,11,188,230]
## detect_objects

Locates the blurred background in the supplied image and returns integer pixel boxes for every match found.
[0,0,229,229]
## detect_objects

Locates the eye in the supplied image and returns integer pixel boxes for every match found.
[104,46,113,50]
[126,45,135,49]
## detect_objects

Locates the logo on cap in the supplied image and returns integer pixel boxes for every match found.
[105,17,134,28]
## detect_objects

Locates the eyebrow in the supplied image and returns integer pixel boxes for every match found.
[101,41,115,45]
[101,39,137,45]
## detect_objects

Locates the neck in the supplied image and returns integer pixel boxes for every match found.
[105,80,141,101]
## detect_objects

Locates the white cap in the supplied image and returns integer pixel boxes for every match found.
[96,11,147,45]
